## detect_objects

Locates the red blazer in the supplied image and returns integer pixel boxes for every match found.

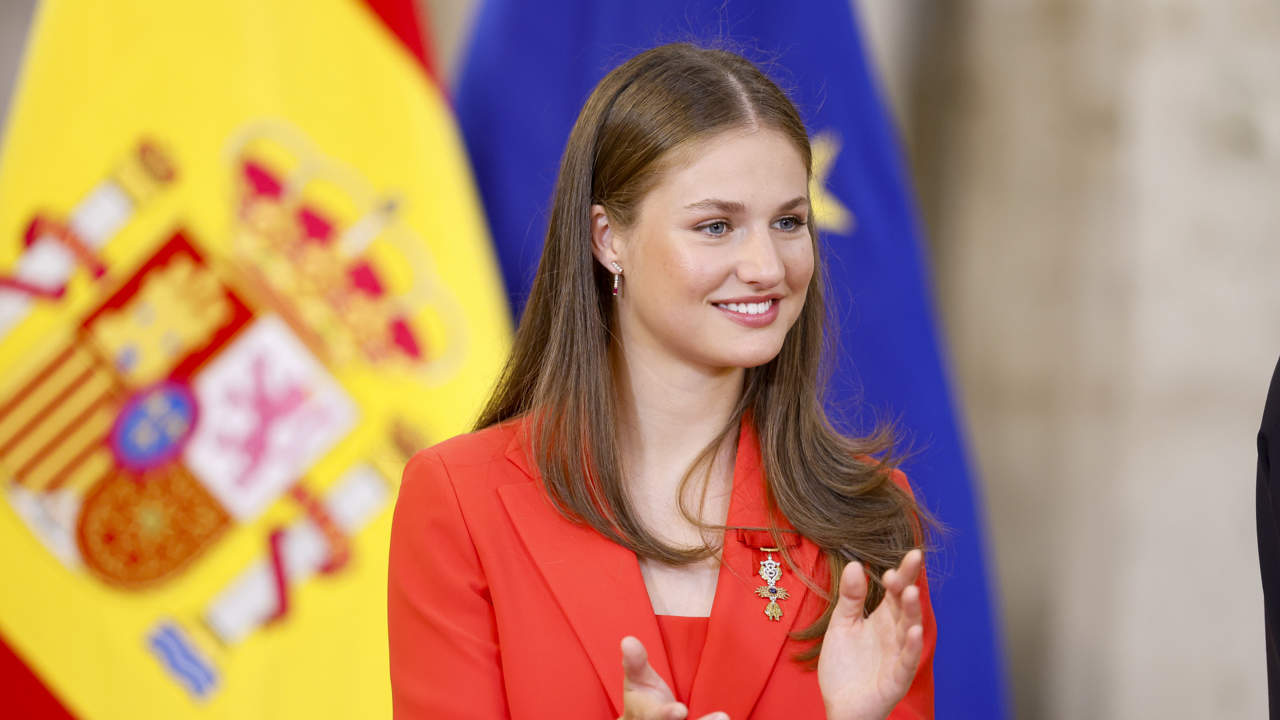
[388,416,936,719]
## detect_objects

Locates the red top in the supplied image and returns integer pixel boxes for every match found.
[388,415,936,719]
[655,615,711,702]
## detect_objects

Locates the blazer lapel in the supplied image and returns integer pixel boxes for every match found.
[497,428,670,718]
[688,419,822,720]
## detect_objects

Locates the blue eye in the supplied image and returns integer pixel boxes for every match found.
[775,216,806,232]
[700,221,730,236]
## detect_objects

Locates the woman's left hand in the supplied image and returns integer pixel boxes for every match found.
[816,549,925,720]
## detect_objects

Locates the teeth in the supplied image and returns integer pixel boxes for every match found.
[717,300,773,315]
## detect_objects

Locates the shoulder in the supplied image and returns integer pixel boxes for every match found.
[392,419,536,562]
[400,417,533,503]
[415,418,523,468]
[888,467,915,498]
[852,452,916,499]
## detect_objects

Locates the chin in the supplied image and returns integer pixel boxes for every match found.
[710,343,786,370]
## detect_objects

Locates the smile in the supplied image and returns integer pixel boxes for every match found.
[713,298,780,327]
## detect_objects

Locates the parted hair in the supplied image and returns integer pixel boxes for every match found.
[475,42,930,660]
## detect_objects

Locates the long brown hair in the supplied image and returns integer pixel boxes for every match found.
[476,43,931,660]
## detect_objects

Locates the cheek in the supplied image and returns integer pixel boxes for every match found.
[785,242,816,290]
[658,247,727,299]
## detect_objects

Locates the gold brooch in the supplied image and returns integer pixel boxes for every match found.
[755,548,790,620]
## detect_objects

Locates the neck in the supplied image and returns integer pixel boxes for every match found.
[610,340,743,510]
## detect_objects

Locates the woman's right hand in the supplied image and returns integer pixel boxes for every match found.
[618,636,728,720]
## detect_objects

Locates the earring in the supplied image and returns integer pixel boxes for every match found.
[610,262,623,296]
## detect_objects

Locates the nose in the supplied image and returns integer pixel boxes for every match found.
[735,224,786,287]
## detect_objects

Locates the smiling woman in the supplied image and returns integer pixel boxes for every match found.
[593,126,815,373]
[388,43,937,720]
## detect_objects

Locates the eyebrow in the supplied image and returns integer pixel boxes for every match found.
[683,196,809,214]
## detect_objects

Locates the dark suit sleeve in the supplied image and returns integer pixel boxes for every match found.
[1259,356,1280,719]
[388,450,511,719]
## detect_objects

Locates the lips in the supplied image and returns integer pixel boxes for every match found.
[714,299,774,316]
[712,297,780,327]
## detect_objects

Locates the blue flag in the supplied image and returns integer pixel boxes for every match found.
[455,2,1008,716]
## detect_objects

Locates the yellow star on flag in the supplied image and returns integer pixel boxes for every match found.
[809,130,855,236]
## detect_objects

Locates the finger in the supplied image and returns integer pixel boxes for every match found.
[900,584,922,627]
[896,549,924,587]
[620,636,648,681]
[882,565,903,595]
[663,703,690,720]
[619,698,688,720]
[830,560,868,625]
[695,713,730,720]
[893,584,921,646]
[892,624,924,689]
[620,636,668,692]
[879,568,903,624]
[880,545,921,602]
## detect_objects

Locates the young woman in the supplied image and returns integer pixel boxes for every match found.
[388,43,935,720]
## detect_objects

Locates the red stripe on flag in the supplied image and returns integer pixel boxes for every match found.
[0,630,77,719]
[0,364,98,459]
[360,0,438,82]
[265,528,291,623]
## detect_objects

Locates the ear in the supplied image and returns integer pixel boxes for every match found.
[589,204,623,271]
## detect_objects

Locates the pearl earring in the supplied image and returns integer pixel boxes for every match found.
[610,262,623,296]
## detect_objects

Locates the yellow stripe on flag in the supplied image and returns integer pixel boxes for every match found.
[0,347,96,449]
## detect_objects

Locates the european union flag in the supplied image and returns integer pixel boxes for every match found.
[455,2,1008,716]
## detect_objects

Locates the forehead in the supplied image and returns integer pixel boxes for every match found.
[646,127,810,207]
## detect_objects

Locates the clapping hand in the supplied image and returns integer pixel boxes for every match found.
[617,636,729,720]
[817,549,925,720]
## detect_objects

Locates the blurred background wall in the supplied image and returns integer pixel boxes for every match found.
[869,2,1276,717]
[2,0,1275,717]
[861,2,1276,716]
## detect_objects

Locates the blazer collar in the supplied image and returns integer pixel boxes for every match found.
[499,415,821,719]
[687,418,821,719]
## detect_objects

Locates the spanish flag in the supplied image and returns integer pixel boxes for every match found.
[0,1,511,717]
